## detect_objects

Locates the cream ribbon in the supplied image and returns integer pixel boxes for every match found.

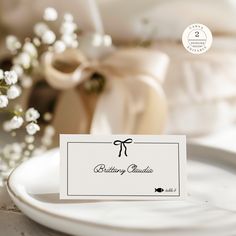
[43,47,169,134]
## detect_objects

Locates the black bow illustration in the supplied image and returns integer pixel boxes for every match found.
[113,138,133,157]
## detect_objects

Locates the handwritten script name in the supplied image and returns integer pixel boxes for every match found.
[93,164,153,175]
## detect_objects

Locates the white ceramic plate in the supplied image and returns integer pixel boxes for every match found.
[7,143,236,236]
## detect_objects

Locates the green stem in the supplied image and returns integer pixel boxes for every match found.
[0,109,24,117]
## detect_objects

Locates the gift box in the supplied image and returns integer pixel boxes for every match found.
[17,46,169,139]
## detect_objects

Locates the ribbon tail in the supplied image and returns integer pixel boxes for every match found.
[90,78,135,134]
[124,145,128,156]
[118,146,122,157]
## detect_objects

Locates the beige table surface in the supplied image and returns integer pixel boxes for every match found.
[0,126,236,236]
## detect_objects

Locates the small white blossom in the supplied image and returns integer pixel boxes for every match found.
[3,143,22,161]
[4,71,18,85]
[21,75,33,88]
[14,52,31,69]
[7,85,22,99]
[25,135,35,143]
[41,136,53,146]
[43,7,58,21]
[61,34,78,47]
[53,40,66,53]
[33,37,41,47]
[34,22,49,37]
[6,35,21,52]
[25,108,40,122]
[11,65,23,76]
[9,116,24,129]
[3,121,12,132]
[64,13,74,22]
[60,21,77,35]
[23,42,38,58]
[42,30,56,44]
[43,112,52,121]
[26,122,40,135]
[0,95,8,108]
[44,125,55,136]
[0,69,4,80]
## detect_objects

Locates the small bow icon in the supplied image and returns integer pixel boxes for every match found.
[113,138,133,157]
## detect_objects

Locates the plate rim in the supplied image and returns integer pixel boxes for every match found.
[6,142,236,232]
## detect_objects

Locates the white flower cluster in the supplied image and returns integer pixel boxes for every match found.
[34,8,79,54]
[6,7,81,93]
[3,116,23,131]
[0,70,21,108]
[32,125,55,156]
[59,13,78,49]
[34,22,56,45]
[3,108,40,135]
[0,69,42,182]
[3,143,23,163]
[43,7,58,21]
[6,36,37,88]
[6,36,21,53]
[25,107,41,135]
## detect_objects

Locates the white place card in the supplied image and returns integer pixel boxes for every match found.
[60,135,186,200]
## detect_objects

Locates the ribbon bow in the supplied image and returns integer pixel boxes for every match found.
[42,47,169,135]
[113,138,133,157]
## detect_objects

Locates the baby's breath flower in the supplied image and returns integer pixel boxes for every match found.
[7,85,22,99]
[26,122,40,135]
[14,52,31,69]
[3,121,12,132]
[3,143,22,161]
[40,125,55,147]
[4,71,18,85]
[25,135,35,143]
[44,125,55,136]
[34,22,49,37]
[43,112,52,121]
[60,21,77,35]
[20,75,33,88]
[11,65,23,76]
[64,13,74,22]
[25,108,40,122]
[43,7,58,21]
[23,42,38,58]
[9,116,24,129]
[53,40,66,53]
[59,12,78,48]
[42,30,56,44]
[0,95,8,108]
[6,35,21,52]
[33,37,41,47]
[41,136,52,146]
[61,34,78,48]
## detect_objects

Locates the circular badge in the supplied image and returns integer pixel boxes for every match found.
[182,23,212,54]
